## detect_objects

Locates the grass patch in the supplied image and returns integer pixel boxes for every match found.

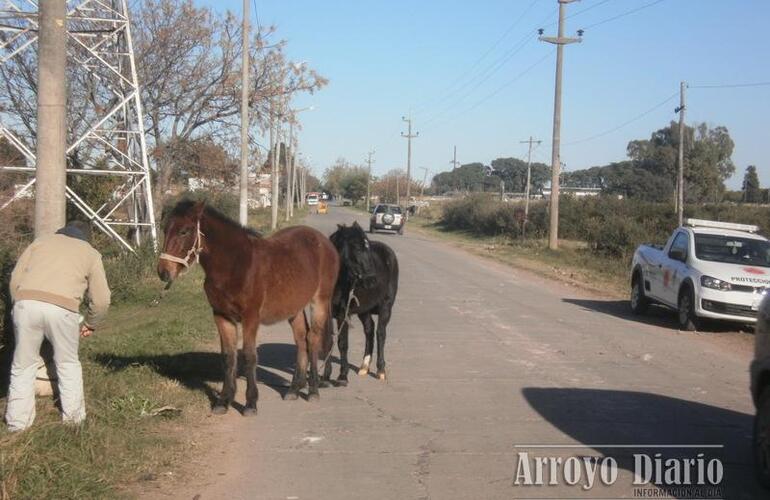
[0,271,211,499]
[409,214,630,298]
[0,205,306,499]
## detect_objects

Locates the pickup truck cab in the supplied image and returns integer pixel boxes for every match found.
[630,218,770,330]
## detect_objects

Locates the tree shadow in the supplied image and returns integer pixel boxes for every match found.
[521,388,762,498]
[562,298,753,333]
[93,342,307,408]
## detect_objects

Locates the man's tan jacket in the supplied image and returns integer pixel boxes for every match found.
[10,234,111,328]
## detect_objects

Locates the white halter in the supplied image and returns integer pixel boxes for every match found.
[159,219,204,271]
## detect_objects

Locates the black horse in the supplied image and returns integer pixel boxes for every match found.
[325,222,399,384]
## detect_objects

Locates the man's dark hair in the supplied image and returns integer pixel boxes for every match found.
[56,220,92,243]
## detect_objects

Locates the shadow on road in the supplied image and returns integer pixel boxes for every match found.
[522,387,761,498]
[562,298,754,333]
[93,342,309,405]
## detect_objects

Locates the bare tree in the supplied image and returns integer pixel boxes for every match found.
[133,0,327,196]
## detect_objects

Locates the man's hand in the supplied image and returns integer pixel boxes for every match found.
[80,325,94,338]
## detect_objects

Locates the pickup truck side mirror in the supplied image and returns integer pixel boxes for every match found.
[669,247,687,262]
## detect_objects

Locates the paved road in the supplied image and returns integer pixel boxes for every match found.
[154,207,762,500]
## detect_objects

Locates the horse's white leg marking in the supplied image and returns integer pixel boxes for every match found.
[358,355,371,375]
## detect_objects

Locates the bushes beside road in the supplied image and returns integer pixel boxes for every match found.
[439,195,770,259]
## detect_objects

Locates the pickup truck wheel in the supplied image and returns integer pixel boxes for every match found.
[677,287,699,331]
[755,386,770,488]
[630,274,649,314]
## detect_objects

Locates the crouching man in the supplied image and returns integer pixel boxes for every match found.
[5,221,110,432]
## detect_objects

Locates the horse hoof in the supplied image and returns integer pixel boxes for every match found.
[336,378,348,387]
[319,379,331,388]
[212,405,228,415]
[377,371,387,381]
[358,368,368,376]
[242,407,258,417]
[307,392,320,402]
[283,391,299,401]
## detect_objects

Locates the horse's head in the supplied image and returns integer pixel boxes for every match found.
[330,221,376,286]
[158,200,206,283]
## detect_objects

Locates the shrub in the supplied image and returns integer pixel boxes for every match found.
[438,194,770,259]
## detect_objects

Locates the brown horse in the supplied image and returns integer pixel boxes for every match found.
[157,201,339,415]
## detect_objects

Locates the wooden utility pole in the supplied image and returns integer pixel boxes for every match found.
[35,0,67,237]
[450,145,460,170]
[419,167,429,199]
[366,150,375,212]
[539,0,582,250]
[676,81,686,226]
[270,101,279,230]
[520,136,542,224]
[285,121,293,222]
[238,0,250,225]
[401,116,418,206]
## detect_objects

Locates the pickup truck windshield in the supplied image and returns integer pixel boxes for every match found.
[694,234,770,267]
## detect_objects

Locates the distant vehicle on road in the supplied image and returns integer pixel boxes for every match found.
[306,194,319,206]
[370,204,404,235]
[752,295,770,488]
[630,218,770,330]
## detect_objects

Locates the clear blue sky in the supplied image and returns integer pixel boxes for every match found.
[203,0,770,189]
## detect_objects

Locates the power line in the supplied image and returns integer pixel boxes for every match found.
[563,91,678,146]
[416,4,559,122]
[420,34,537,127]
[690,81,770,89]
[412,0,540,114]
[581,0,666,30]
[422,49,555,133]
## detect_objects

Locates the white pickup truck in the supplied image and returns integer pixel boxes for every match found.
[630,218,770,330]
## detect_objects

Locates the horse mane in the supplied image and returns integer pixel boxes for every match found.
[170,199,262,238]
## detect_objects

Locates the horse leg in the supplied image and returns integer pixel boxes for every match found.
[284,313,308,401]
[242,313,260,416]
[335,318,350,386]
[306,303,331,402]
[375,307,391,381]
[358,313,375,376]
[213,314,238,414]
[321,313,334,386]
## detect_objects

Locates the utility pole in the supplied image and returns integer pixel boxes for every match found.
[450,145,460,170]
[676,81,686,226]
[270,100,279,230]
[520,136,542,225]
[419,167,429,199]
[539,0,582,250]
[35,0,67,237]
[238,0,250,225]
[366,150,375,212]
[401,116,418,206]
[285,121,293,222]
[396,174,400,205]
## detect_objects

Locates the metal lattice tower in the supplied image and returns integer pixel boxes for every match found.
[0,0,157,251]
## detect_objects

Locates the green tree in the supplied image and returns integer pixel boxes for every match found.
[490,157,550,193]
[340,169,368,203]
[627,121,735,203]
[742,165,761,203]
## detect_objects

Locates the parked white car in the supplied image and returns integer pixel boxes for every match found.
[630,218,770,330]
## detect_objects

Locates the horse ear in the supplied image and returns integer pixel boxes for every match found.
[337,224,345,230]
[352,221,361,229]
[193,201,206,219]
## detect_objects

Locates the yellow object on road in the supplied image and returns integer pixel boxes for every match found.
[318,201,328,214]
